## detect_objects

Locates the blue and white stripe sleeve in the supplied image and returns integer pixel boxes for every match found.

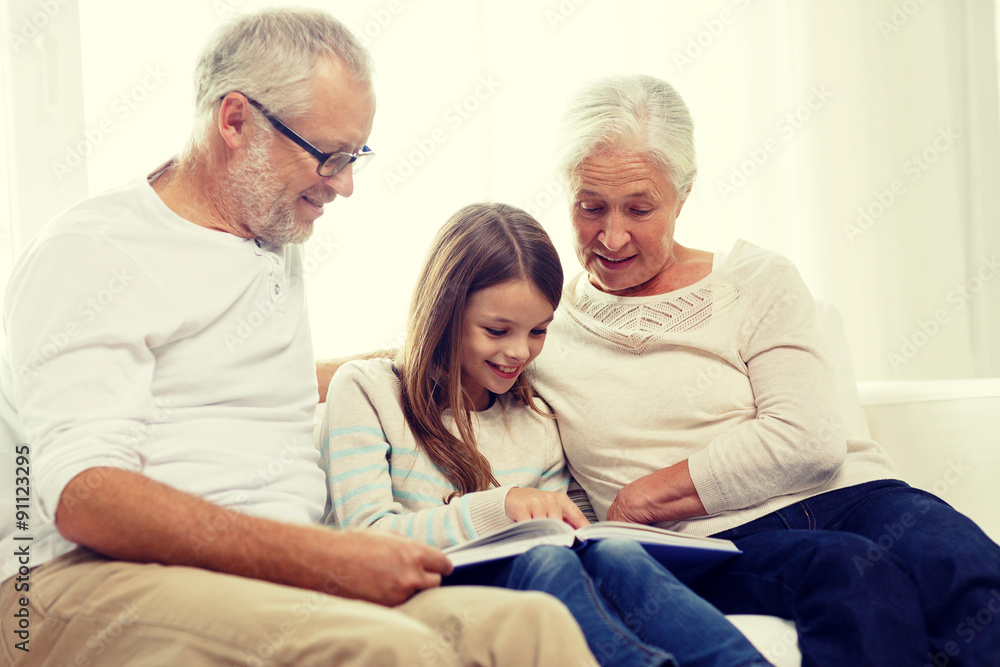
[321,361,512,548]
[320,363,397,532]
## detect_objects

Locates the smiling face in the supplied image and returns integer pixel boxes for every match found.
[460,279,555,411]
[234,57,376,245]
[570,151,687,296]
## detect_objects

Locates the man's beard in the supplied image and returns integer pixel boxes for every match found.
[221,136,313,246]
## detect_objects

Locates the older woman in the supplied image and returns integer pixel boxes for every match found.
[533,74,1000,665]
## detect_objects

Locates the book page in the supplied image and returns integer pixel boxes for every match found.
[443,518,740,570]
[443,518,572,553]
[576,521,739,552]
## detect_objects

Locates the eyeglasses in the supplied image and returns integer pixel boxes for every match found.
[233,93,374,177]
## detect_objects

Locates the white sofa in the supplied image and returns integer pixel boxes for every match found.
[729,377,1000,666]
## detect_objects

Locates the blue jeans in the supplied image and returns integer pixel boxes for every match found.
[445,538,770,667]
[685,480,1000,667]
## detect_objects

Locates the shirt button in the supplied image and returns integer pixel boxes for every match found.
[274,284,280,295]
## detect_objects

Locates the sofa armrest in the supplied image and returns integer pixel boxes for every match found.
[859,378,1000,544]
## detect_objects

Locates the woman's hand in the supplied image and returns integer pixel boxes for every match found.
[504,487,591,529]
[606,460,707,524]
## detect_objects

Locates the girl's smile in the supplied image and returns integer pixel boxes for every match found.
[487,361,522,379]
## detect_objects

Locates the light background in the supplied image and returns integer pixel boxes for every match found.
[2,0,999,381]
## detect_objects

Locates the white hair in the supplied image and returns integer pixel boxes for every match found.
[556,75,697,200]
[186,7,373,151]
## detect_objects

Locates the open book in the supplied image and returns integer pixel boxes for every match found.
[444,519,740,570]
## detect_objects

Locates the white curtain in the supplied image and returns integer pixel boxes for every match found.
[3,0,998,380]
[773,1,1000,381]
[2,0,90,352]
[0,7,12,347]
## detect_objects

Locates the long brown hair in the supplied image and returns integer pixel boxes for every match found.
[397,203,563,499]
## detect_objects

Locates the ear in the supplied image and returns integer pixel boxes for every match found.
[217,92,254,151]
[676,184,693,216]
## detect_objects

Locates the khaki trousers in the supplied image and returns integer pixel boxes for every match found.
[1,549,596,666]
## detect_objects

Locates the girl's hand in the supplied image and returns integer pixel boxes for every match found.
[504,487,590,529]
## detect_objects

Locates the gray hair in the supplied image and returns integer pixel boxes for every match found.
[555,75,697,200]
[187,7,373,150]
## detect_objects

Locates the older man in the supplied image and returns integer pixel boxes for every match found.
[0,9,593,666]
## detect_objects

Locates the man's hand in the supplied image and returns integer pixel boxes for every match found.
[317,528,453,606]
[504,487,590,529]
[605,460,707,524]
[55,467,450,608]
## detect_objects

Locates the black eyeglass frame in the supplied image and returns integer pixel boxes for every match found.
[227,92,373,177]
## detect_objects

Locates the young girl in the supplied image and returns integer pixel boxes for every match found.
[321,203,770,667]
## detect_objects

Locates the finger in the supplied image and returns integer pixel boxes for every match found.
[421,546,454,576]
[562,502,590,529]
[416,571,443,591]
[505,488,533,522]
[508,503,531,522]
[527,498,549,517]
